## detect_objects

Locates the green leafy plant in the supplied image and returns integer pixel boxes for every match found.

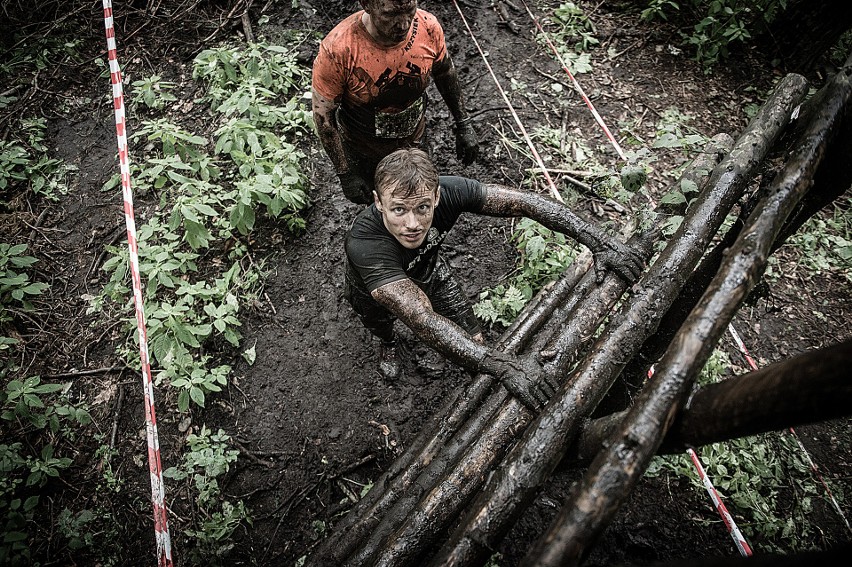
[538,2,599,75]
[475,219,579,326]
[164,426,250,561]
[95,41,312,413]
[130,75,178,110]
[772,198,852,283]
[639,0,788,71]
[1,376,91,564]
[652,107,708,153]
[0,243,48,324]
[0,119,74,202]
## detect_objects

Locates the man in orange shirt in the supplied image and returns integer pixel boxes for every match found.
[312,0,479,204]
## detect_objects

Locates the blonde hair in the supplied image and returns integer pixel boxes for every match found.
[374,148,438,198]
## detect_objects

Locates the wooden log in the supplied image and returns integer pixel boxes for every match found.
[620,61,852,405]
[772,54,852,246]
[566,338,852,464]
[540,133,733,378]
[305,254,592,565]
[339,265,624,567]
[524,64,850,567]
[426,73,809,567]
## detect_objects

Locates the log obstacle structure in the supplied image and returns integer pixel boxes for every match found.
[306,56,852,567]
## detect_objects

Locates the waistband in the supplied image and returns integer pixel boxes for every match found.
[337,94,427,140]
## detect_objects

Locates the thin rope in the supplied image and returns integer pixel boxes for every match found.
[521,0,627,161]
[451,0,563,202]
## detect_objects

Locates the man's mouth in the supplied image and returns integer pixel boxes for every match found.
[402,231,422,241]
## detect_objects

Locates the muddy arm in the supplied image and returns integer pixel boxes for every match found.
[372,278,551,409]
[433,54,478,165]
[372,278,488,369]
[432,54,468,124]
[311,87,349,174]
[480,184,644,283]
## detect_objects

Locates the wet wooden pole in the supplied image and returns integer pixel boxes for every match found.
[425,73,808,567]
[565,338,852,465]
[524,61,850,567]
[340,259,636,567]
[537,133,733,375]
[306,254,593,566]
[623,84,852,398]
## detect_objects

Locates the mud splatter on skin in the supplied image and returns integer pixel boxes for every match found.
[482,184,645,282]
[372,279,490,370]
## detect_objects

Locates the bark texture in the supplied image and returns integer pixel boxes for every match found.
[524,64,850,567]
[429,73,809,567]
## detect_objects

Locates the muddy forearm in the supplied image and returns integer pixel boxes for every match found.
[373,280,488,371]
[312,89,349,174]
[480,184,609,250]
[433,55,469,123]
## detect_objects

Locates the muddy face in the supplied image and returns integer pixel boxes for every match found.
[362,0,417,46]
[374,183,440,249]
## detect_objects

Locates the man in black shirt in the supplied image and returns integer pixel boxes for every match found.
[344,149,643,409]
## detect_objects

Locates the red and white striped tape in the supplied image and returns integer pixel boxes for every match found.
[648,366,752,556]
[102,2,174,565]
[451,0,564,203]
[728,323,852,536]
[520,0,627,162]
[687,447,753,556]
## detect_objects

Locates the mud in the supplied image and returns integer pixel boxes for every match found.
[11,0,851,565]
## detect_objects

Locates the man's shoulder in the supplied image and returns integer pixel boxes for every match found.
[417,8,442,27]
[321,12,364,47]
[346,206,388,246]
[437,176,487,214]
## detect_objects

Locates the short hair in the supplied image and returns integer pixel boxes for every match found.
[374,148,439,198]
[362,0,417,10]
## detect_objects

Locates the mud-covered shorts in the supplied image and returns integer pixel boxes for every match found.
[344,254,481,343]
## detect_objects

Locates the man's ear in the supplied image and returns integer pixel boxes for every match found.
[434,185,441,208]
[373,190,383,211]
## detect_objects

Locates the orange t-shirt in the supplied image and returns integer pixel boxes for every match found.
[312,9,447,113]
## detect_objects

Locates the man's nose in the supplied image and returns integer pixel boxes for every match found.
[404,211,420,229]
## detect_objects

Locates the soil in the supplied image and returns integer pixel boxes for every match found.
[2,1,851,566]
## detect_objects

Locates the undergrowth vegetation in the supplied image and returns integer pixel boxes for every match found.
[640,0,789,70]
[645,349,848,552]
[88,40,314,558]
[1,30,314,562]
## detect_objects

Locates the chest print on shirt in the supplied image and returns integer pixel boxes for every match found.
[407,227,444,271]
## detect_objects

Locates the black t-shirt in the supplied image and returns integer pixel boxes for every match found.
[345,175,487,293]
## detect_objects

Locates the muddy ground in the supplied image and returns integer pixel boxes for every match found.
[4,0,851,565]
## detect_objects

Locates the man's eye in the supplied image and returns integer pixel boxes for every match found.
[393,207,405,215]
[418,205,430,213]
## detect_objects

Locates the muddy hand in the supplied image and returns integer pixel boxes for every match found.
[484,349,556,411]
[338,172,372,205]
[591,238,645,285]
[454,120,479,166]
